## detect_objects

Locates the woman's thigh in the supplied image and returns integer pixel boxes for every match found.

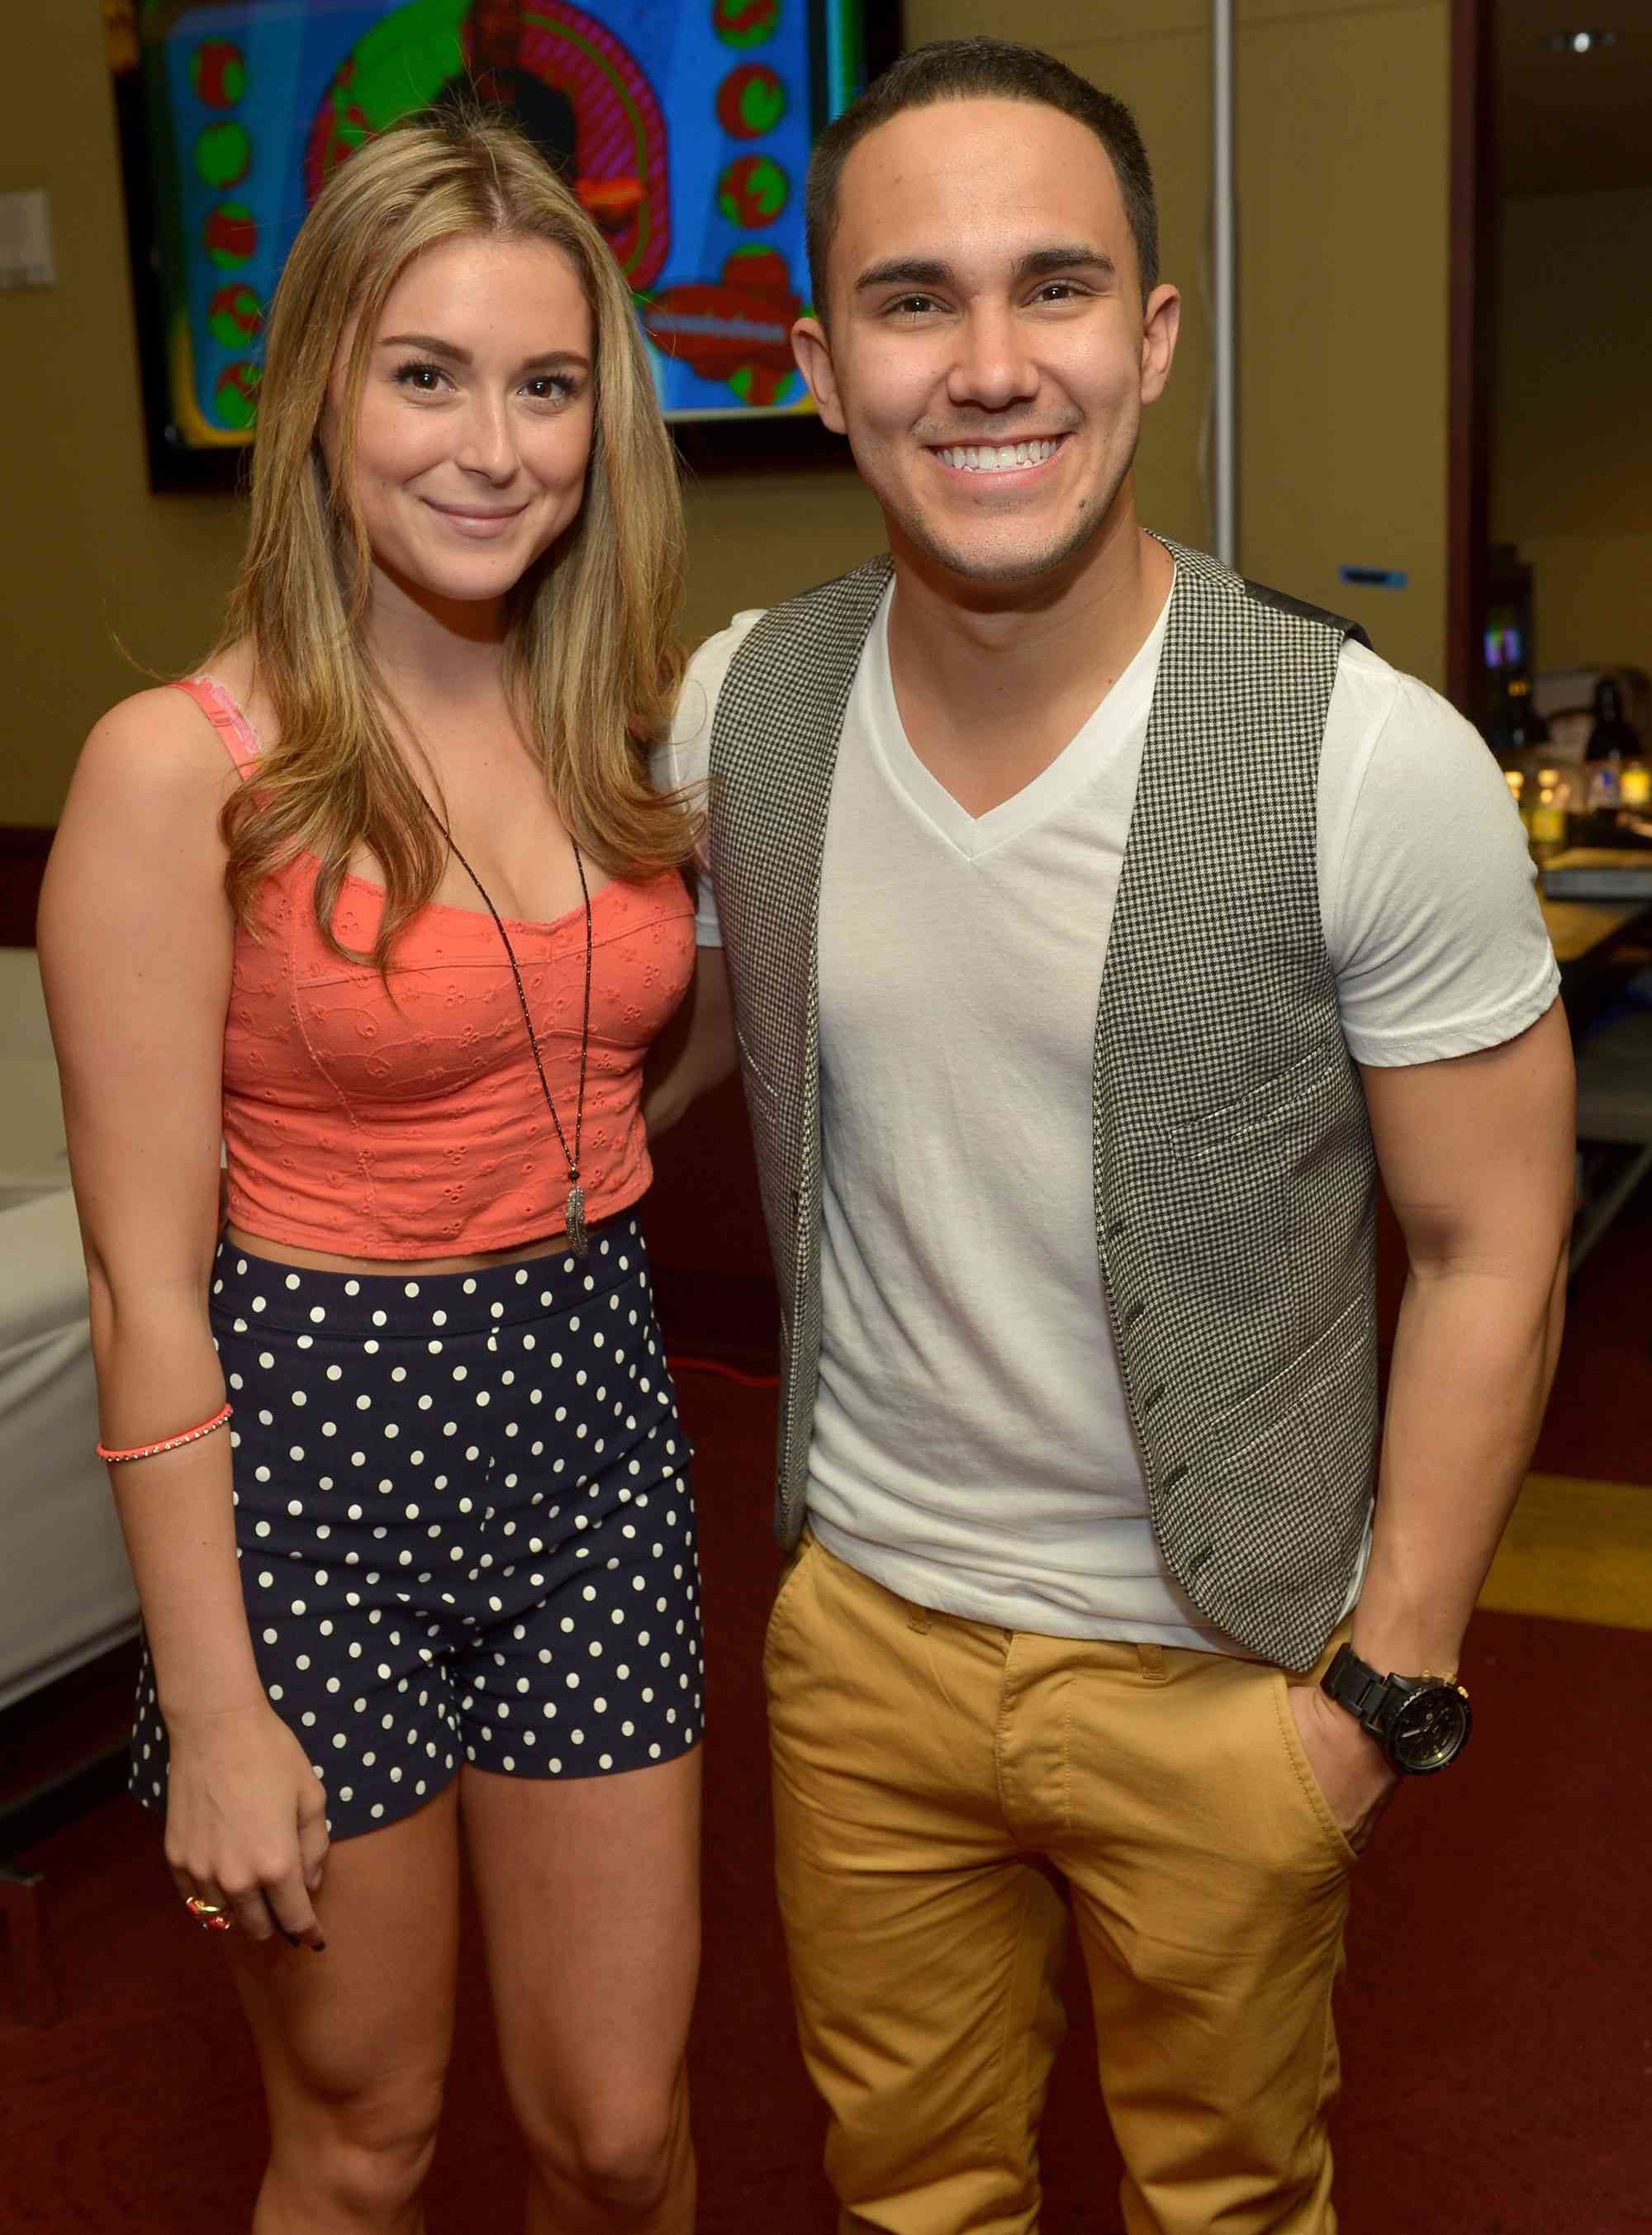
[229,1780,462,2138]
[459,1747,701,2142]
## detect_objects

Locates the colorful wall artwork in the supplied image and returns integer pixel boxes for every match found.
[129,0,877,451]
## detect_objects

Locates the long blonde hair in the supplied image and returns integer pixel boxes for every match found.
[216,110,691,966]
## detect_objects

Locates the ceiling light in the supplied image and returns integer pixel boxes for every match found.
[1546,27,1621,53]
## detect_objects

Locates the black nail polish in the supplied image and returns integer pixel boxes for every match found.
[281,1931,301,1948]
[311,1939,328,1953]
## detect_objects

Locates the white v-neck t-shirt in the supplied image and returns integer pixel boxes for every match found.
[661,575,1557,1651]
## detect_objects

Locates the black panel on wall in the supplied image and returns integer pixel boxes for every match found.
[0,829,54,947]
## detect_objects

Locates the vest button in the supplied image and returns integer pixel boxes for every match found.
[1142,1382,1165,1413]
[1104,1215,1127,1241]
[1123,1298,1148,1329]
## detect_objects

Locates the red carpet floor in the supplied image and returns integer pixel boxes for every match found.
[6,1367,1650,2233]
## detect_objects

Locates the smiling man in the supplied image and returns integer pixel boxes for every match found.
[662,37,1574,2235]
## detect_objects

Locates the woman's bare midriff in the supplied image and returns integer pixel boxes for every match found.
[223,1224,575,1279]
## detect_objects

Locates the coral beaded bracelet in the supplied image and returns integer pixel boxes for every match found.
[97,1402,233,1465]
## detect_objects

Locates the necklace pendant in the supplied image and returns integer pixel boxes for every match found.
[565,1182,589,1259]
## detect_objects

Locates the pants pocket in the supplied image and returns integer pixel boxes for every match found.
[1270,1672,1360,1872]
[762,1527,819,1682]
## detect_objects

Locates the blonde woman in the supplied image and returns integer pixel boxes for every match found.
[39,114,732,2235]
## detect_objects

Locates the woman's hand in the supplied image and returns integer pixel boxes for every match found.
[162,1702,331,1948]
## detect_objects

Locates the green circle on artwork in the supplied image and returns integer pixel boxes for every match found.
[204,202,257,269]
[729,362,799,407]
[196,121,252,191]
[717,64,786,139]
[191,40,247,108]
[740,75,786,134]
[208,282,263,349]
[215,361,262,432]
[713,0,781,50]
[717,154,789,229]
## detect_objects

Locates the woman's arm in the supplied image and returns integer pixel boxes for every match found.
[642,944,737,1141]
[38,690,328,1947]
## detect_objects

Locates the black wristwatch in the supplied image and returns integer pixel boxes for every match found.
[1320,1643,1472,1775]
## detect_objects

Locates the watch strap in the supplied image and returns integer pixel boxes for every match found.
[1321,1642,1472,1775]
[1320,1641,1394,1734]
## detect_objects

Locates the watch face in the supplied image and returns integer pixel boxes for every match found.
[1390,1684,1472,1773]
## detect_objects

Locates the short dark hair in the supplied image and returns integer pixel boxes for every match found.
[805,38,1159,320]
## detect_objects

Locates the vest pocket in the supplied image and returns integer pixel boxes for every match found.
[1180,1350,1374,1663]
[1165,1032,1346,1139]
[1199,1291,1370,1451]
[734,1023,779,1106]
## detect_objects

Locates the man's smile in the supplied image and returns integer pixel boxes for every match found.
[927,432,1073,482]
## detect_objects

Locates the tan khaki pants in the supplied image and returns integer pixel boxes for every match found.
[765,1534,1356,2235]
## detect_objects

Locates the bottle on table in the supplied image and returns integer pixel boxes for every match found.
[1585,675,1652,815]
[1507,683,1550,757]
[1527,766,1574,863]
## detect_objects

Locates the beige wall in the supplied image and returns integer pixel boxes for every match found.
[852,0,1454,691]
[1492,187,1652,677]
[1234,0,1449,686]
[0,9,248,828]
[0,0,1450,826]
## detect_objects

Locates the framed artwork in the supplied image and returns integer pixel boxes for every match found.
[112,1,903,490]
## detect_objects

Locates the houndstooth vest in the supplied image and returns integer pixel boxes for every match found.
[708,538,1379,1669]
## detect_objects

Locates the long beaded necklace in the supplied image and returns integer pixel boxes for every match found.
[421,801,594,1258]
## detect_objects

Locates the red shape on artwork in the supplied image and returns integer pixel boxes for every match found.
[641,248,800,390]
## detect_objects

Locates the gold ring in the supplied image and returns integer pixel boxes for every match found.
[185,1895,232,1933]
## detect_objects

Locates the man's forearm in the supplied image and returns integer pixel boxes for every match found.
[1351,1247,1567,1677]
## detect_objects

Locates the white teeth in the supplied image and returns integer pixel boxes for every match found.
[938,438,1060,472]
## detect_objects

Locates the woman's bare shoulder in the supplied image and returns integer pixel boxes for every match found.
[78,673,244,806]
[45,676,246,951]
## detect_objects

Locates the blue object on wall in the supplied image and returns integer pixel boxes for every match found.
[1338,565,1410,591]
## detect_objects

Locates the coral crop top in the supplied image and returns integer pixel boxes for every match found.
[179,676,695,1260]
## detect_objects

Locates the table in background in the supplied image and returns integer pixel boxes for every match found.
[1540,893,1652,1011]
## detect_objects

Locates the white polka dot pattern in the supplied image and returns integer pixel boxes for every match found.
[131,1219,704,1839]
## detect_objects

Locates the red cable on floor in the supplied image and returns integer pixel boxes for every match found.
[667,1352,781,1388]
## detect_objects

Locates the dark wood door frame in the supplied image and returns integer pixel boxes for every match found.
[1447,0,1494,720]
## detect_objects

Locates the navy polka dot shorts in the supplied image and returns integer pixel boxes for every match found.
[131,1215,703,1839]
